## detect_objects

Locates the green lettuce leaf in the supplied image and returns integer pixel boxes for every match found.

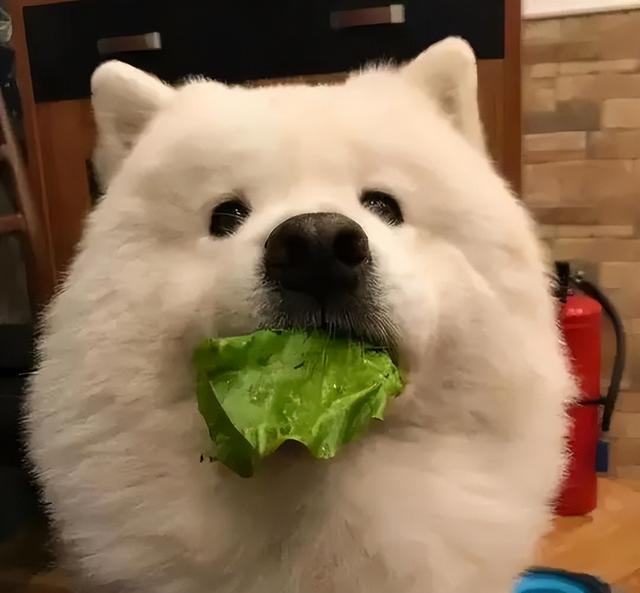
[194,330,403,477]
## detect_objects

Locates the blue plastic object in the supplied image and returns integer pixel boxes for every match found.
[514,569,611,593]
[596,438,610,473]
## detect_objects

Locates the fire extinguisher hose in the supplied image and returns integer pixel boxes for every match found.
[570,277,626,433]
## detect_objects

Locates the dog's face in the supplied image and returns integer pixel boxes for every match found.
[30,39,569,593]
[89,38,524,373]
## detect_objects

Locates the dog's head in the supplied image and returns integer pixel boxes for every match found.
[29,39,570,593]
[87,37,533,375]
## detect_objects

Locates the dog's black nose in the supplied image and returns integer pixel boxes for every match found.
[264,213,370,300]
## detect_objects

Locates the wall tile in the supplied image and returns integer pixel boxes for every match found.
[524,78,557,113]
[610,438,640,466]
[525,131,587,151]
[599,263,640,289]
[524,41,601,65]
[559,59,640,75]
[557,73,640,101]
[588,130,640,158]
[554,225,634,238]
[529,198,639,226]
[604,290,640,325]
[598,12,640,60]
[524,160,640,204]
[525,100,601,134]
[602,98,640,128]
[524,131,587,163]
[551,239,640,262]
[528,63,559,78]
[617,392,640,413]
[610,412,640,438]
[524,19,563,43]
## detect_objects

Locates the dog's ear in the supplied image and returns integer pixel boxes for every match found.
[402,37,485,153]
[91,60,174,188]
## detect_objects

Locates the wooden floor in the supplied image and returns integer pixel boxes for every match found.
[3,479,639,593]
[537,478,640,593]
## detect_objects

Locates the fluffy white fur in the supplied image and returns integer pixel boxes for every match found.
[26,38,574,593]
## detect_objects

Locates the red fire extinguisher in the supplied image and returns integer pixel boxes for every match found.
[553,261,626,516]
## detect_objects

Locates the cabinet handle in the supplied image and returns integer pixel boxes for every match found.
[330,4,405,30]
[97,32,162,56]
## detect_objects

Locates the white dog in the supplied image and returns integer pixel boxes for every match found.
[26,38,573,593]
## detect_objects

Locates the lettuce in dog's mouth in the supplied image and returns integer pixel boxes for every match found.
[194,330,403,477]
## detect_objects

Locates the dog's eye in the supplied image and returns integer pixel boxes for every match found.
[360,190,403,226]
[210,199,251,237]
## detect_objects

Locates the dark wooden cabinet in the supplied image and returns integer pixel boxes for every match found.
[9,0,521,290]
[23,1,506,102]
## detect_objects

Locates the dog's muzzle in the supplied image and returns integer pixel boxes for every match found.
[261,212,394,347]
